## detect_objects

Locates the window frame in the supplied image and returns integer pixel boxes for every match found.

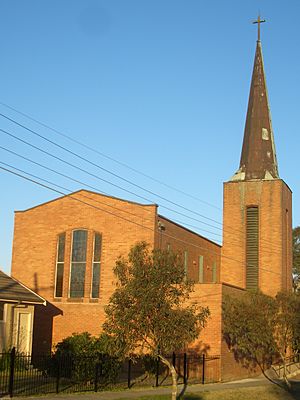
[90,232,102,299]
[0,303,4,321]
[54,232,66,298]
[198,255,204,283]
[68,229,88,298]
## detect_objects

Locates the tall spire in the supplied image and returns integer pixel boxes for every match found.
[231,18,279,181]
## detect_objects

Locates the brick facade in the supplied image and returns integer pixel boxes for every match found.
[9,36,294,383]
[10,180,293,381]
[221,179,293,296]
[11,189,221,355]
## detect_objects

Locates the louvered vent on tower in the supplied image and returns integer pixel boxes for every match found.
[246,206,259,289]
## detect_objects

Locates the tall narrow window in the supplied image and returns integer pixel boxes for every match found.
[91,232,101,298]
[246,206,259,290]
[0,303,4,321]
[198,255,204,283]
[70,230,87,298]
[55,233,65,297]
[184,251,188,277]
[212,261,217,283]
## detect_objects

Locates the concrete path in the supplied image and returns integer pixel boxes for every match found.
[6,376,275,400]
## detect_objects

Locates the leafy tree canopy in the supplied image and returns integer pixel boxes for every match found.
[223,291,276,373]
[293,226,300,275]
[223,290,300,389]
[103,242,210,399]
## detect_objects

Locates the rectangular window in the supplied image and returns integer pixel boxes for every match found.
[198,255,204,283]
[70,230,87,298]
[55,233,65,297]
[91,233,101,298]
[0,303,4,321]
[212,261,217,283]
[184,251,188,277]
[246,206,259,290]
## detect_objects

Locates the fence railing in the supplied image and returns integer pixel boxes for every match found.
[271,354,300,378]
[0,348,220,397]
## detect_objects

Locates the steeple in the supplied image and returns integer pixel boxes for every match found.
[231,19,279,181]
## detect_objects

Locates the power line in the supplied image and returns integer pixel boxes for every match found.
[0,162,284,277]
[0,134,284,254]
[0,128,223,232]
[0,112,223,226]
[2,144,286,259]
[0,121,286,252]
[0,100,221,211]
[0,146,222,239]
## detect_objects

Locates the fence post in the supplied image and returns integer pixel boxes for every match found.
[183,353,187,385]
[155,357,159,387]
[56,358,60,394]
[127,359,132,389]
[202,354,205,384]
[94,362,99,392]
[8,347,16,398]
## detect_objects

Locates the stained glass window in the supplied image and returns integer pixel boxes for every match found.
[70,230,87,298]
[91,233,101,298]
[55,233,65,297]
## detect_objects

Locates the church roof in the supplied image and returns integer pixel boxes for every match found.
[232,36,279,181]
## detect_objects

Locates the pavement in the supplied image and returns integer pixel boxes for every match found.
[5,375,275,400]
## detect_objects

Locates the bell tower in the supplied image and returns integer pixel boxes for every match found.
[221,18,292,296]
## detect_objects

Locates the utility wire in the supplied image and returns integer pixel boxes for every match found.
[0,145,221,239]
[6,144,286,254]
[3,144,222,240]
[0,100,221,211]
[0,120,286,252]
[0,162,284,276]
[0,133,284,254]
[0,127,223,232]
[0,112,223,226]
[1,112,286,251]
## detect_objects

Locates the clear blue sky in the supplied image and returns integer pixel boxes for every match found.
[0,1,299,274]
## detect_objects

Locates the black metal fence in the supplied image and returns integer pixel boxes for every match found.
[0,348,220,397]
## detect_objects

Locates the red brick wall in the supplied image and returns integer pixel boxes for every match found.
[220,284,260,381]
[156,216,221,284]
[190,284,223,358]
[11,190,157,347]
[11,190,221,351]
[221,179,293,296]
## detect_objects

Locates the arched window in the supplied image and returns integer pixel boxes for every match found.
[54,232,66,297]
[91,232,102,298]
[69,230,88,298]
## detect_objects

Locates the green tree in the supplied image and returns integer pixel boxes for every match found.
[273,292,300,387]
[103,242,210,400]
[223,291,276,378]
[293,227,300,276]
[223,291,300,389]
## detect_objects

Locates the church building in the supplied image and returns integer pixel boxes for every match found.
[10,24,292,381]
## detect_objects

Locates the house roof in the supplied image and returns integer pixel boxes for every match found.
[0,270,46,305]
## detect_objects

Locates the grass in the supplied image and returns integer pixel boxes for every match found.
[116,384,300,400]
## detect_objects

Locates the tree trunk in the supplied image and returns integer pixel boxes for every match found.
[159,355,177,400]
[279,352,291,390]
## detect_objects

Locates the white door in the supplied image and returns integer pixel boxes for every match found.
[16,312,31,354]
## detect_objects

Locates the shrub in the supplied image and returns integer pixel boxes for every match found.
[51,332,121,384]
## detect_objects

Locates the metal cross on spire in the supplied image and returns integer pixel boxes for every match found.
[253,15,266,41]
